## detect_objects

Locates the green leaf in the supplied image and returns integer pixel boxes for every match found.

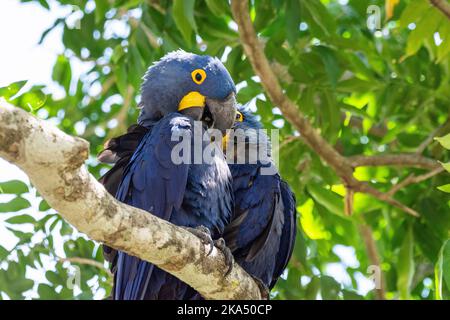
[307,183,345,217]
[6,214,36,225]
[397,226,414,299]
[39,199,51,211]
[293,225,308,268]
[111,45,125,64]
[114,61,128,98]
[52,55,72,92]
[405,9,443,57]
[342,290,363,300]
[321,275,341,300]
[205,0,229,16]
[38,284,57,299]
[0,197,31,212]
[299,198,329,240]
[437,184,450,193]
[316,46,340,87]
[0,261,34,298]
[439,162,450,173]
[60,221,73,236]
[6,228,33,245]
[172,0,197,45]
[128,46,145,89]
[38,0,50,10]
[38,18,63,44]
[302,0,335,36]
[435,133,450,150]
[0,80,27,100]
[0,180,29,194]
[399,0,430,28]
[0,245,9,260]
[437,21,450,62]
[45,269,68,287]
[285,0,301,46]
[304,276,320,299]
[94,0,109,23]
[14,89,47,112]
[435,239,450,300]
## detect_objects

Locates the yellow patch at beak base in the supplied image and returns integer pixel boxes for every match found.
[178,91,206,111]
[222,133,229,152]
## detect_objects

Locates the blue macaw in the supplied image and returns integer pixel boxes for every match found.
[222,107,297,293]
[98,50,237,300]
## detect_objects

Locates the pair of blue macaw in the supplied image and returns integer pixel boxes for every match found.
[98,50,296,300]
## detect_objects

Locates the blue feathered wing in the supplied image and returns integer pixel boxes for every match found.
[113,114,193,300]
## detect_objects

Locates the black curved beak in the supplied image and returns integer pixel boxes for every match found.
[205,92,237,134]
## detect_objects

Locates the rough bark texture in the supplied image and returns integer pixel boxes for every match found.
[0,98,262,300]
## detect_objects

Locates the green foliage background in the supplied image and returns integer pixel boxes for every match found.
[1,0,450,300]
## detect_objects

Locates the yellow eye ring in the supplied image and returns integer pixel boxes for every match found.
[191,69,206,85]
[236,111,244,122]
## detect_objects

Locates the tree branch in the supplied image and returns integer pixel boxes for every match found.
[387,167,445,196]
[231,0,426,218]
[416,115,450,154]
[358,224,386,300]
[355,182,420,217]
[58,256,113,278]
[347,154,440,170]
[284,136,440,171]
[0,99,262,300]
[430,0,450,20]
[231,0,353,182]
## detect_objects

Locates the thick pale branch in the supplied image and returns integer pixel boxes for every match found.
[0,99,261,300]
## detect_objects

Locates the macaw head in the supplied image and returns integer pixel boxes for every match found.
[223,106,272,161]
[138,50,237,133]
[232,107,262,131]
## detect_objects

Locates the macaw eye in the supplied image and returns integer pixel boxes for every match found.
[235,111,244,122]
[191,69,206,85]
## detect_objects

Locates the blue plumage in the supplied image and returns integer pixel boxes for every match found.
[114,114,233,299]
[100,51,237,300]
[99,50,295,299]
[224,107,297,289]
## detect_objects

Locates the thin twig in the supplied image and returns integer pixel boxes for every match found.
[355,182,420,217]
[358,224,386,300]
[344,188,354,216]
[285,136,440,171]
[58,256,113,277]
[387,167,445,196]
[416,115,450,154]
[348,154,440,170]
[147,0,166,14]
